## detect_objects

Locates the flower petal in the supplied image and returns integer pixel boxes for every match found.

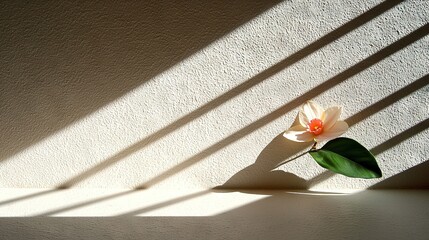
[298,111,310,127]
[321,106,342,130]
[283,125,314,142]
[301,101,324,123]
[314,121,348,142]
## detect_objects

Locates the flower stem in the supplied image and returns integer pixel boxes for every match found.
[274,142,318,169]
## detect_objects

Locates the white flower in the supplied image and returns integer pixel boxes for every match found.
[283,100,349,142]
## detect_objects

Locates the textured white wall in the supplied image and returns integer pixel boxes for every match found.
[0,0,428,190]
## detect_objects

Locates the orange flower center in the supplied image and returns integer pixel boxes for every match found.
[308,118,323,135]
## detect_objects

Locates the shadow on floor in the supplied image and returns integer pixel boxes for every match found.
[1,190,428,240]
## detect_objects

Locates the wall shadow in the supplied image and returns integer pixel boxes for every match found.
[0,0,280,162]
[217,132,311,190]
[345,75,429,127]
[371,118,429,156]
[369,119,429,189]
[370,160,429,189]
[56,0,404,188]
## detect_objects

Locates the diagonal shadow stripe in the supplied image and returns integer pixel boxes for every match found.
[58,0,404,188]
[346,75,429,127]
[37,190,136,216]
[371,118,429,156]
[0,189,59,207]
[0,0,282,163]
[36,190,210,217]
[117,190,211,216]
[137,24,429,189]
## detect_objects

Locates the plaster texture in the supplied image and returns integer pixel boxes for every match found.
[0,0,428,190]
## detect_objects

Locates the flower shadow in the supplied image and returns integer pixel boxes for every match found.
[216,130,312,190]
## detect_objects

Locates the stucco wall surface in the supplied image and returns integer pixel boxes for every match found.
[0,0,428,190]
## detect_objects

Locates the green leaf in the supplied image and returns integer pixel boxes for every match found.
[309,138,382,179]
